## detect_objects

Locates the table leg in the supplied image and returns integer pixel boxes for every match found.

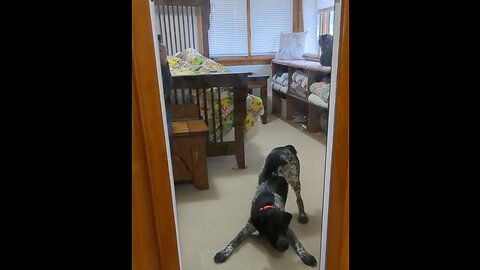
[261,85,268,124]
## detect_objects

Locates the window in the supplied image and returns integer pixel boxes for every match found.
[328,10,334,34]
[304,0,334,58]
[206,0,333,64]
[319,9,334,35]
[208,0,294,60]
[317,0,335,36]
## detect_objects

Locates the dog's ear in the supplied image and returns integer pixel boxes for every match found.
[284,145,297,155]
[282,211,293,226]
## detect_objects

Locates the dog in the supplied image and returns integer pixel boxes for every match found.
[318,34,333,67]
[213,145,317,267]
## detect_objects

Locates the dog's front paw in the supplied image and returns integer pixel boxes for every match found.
[214,252,228,264]
[298,215,309,224]
[301,254,317,267]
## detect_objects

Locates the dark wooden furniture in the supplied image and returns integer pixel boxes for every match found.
[155,0,265,169]
[271,59,331,135]
[247,73,270,124]
[171,119,209,190]
[168,72,250,169]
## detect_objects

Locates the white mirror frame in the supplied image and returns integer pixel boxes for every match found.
[319,1,342,269]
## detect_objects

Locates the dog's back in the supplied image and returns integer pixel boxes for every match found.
[258,144,298,180]
[251,175,288,216]
[253,145,299,213]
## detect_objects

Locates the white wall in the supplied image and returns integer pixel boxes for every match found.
[226,65,273,115]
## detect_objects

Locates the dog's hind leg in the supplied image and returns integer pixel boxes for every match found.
[213,222,257,263]
[286,228,317,267]
[288,167,309,224]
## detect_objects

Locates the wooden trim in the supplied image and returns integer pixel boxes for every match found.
[246,0,252,56]
[133,67,163,270]
[133,0,348,269]
[132,0,180,269]
[303,53,320,61]
[320,12,328,34]
[200,0,210,57]
[155,0,204,6]
[326,0,349,269]
[293,0,304,32]
[213,55,275,66]
[196,6,204,54]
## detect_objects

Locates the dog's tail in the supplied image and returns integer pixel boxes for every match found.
[285,144,297,155]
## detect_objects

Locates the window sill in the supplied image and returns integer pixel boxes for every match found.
[212,55,276,66]
[303,53,320,62]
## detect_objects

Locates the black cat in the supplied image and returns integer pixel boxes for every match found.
[318,34,333,66]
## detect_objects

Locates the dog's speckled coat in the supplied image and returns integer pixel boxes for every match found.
[213,145,317,267]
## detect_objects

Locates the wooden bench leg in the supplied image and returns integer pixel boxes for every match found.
[190,135,208,190]
[234,89,247,169]
[272,90,278,115]
[261,85,268,124]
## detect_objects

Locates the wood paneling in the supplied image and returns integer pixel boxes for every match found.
[213,55,275,66]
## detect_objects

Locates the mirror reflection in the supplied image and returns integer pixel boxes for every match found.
[153,0,337,269]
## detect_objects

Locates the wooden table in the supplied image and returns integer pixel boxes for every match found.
[171,72,249,169]
[247,73,270,124]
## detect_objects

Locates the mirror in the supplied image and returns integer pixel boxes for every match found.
[151,0,339,269]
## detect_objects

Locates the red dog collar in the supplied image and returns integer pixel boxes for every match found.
[259,205,274,212]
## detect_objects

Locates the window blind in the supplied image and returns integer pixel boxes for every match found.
[250,0,293,56]
[208,0,248,57]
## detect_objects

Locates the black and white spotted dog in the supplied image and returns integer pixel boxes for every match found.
[213,145,317,267]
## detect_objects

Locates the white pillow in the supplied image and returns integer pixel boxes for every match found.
[275,32,307,60]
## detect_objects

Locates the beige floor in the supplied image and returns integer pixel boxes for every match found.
[174,115,326,270]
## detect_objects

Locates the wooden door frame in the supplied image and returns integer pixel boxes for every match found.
[132,0,180,269]
[132,0,348,269]
[324,0,349,269]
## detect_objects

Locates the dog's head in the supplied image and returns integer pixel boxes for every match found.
[251,209,293,252]
[318,34,333,50]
